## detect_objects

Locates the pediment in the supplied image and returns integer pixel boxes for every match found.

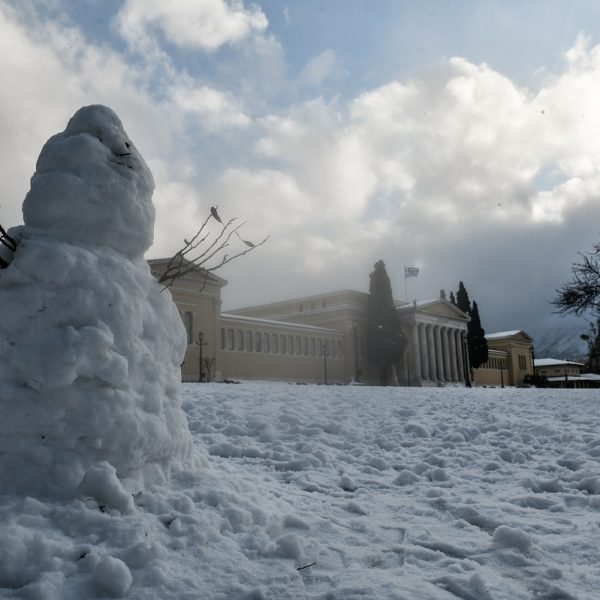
[487,330,533,344]
[417,300,469,321]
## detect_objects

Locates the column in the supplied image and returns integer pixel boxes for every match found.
[435,326,444,382]
[449,328,458,381]
[427,325,437,383]
[412,322,421,384]
[442,327,452,382]
[420,323,429,381]
[456,329,465,381]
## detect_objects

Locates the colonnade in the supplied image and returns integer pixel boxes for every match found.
[412,322,468,384]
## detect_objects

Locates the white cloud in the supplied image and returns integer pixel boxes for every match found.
[297,49,342,88]
[218,37,600,328]
[170,83,250,129]
[0,3,224,258]
[3,2,600,335]
[115,0,268,53]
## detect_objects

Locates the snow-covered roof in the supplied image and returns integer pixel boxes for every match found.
[535,358,584,367]
[486,330,523,339]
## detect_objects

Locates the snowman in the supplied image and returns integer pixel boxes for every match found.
[0,105,193,502]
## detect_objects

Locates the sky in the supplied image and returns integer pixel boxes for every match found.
[2,0,600,342]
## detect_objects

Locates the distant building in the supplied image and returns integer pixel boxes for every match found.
[149,259,533,387]
[473,330,534,387]
[533,358,600,388]
[226,291,470,386]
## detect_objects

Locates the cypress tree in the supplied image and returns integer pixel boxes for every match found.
[456,281,470,315]
[366,260,406,385]
[467,301,488,369]
[449,291,456,305]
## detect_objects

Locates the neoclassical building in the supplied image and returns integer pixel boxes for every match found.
[149,258,475,386]
[473,330,534,387]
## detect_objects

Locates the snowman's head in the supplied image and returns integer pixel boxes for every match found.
[22,105,155,260]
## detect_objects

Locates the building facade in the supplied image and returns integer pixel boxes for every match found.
[150,259,532,387]
[473,330,534,387]
[225,291,470,386]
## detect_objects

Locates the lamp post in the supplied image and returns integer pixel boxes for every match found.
[462,334,471,388]
[197,331,207,382]
[353,321,360,383]
[500,362,505,388]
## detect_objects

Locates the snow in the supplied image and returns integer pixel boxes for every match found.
[534,358,584,367]
[485,330,523,339]
[1,383,599,599]
[0,105,193,500]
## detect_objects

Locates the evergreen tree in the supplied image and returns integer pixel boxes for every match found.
[581,318,600,374]
[467,301,488,369]
[449,291,456,305]
[454,282,489,374]
[366,260,406,385]
[456,281,470,314]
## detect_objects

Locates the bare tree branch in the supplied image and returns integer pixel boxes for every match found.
[553,242,600,316]
[0,224,17,252]
[0,223,18,269]
[158,208,268,290]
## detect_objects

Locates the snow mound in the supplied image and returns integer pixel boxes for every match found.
[22,104,154,260]
[492,525,532,553]
[0,105,192,499]
[77,462,135,514]
[92,555,132,597]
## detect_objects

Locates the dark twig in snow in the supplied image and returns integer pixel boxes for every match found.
[296,562,316,571]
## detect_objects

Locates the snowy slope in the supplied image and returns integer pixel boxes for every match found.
[533,324,589,362]
[1,383,599,599]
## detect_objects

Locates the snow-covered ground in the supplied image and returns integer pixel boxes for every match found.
[2,382,599,599]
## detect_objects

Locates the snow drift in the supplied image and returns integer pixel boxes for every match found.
[0,105,192,499]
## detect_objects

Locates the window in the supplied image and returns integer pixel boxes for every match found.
[272,334,278,353]
[303,337,308,355]
[184,311,193,345]
[280,335,286,354]
[245,331,253,351]
[288,335,294,354]
[236,330,244,351]
[263,333,270,353]
[310,338,316,356]
[255,332,262,352]
[227,329,234,351]
[331,339,336,358]
[337,341,342,358]
[295,336,301,355]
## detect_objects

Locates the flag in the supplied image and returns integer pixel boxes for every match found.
[404,266,419,278]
